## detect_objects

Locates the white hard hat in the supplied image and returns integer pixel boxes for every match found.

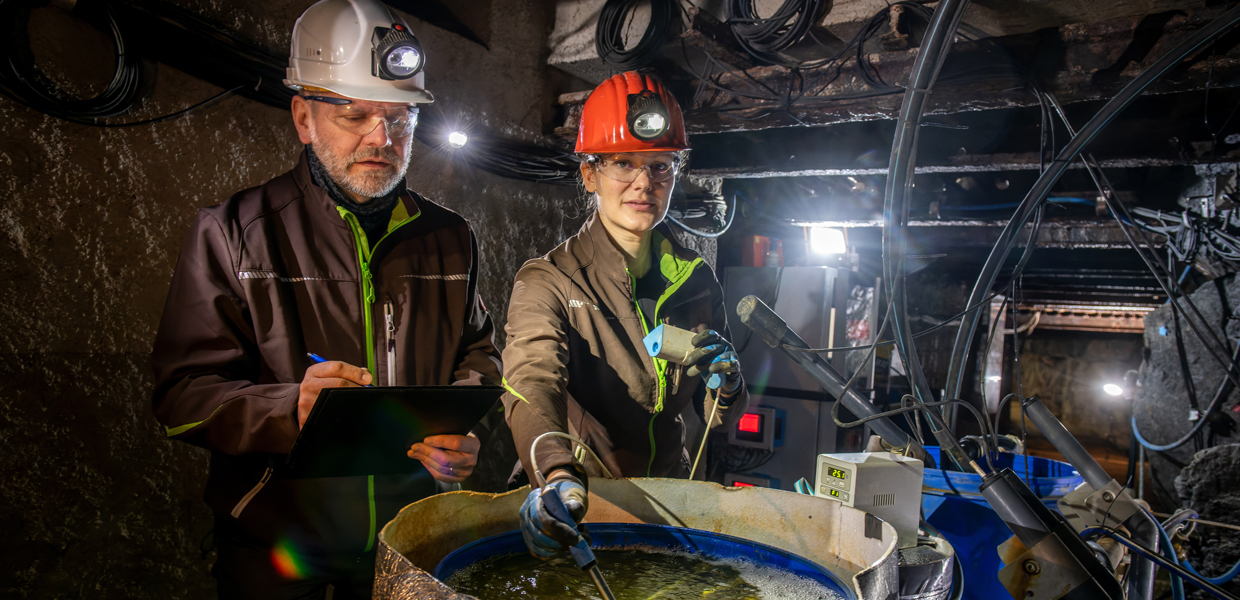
[284,0,434,104]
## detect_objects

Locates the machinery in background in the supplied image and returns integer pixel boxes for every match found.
[814,452,924,549]
[719,266,868,490]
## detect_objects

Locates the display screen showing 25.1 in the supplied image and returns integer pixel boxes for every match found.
[826,467,848,480]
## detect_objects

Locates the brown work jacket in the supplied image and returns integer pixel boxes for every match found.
[501,213,749,481]
[151,151,500,555]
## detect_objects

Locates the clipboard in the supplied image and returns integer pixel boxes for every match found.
[281,385,504,479]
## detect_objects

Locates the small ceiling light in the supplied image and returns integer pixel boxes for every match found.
[987,375,1001,382]
[1103,383,1124,396]
[448,131,468,148]
[810,227,847,255]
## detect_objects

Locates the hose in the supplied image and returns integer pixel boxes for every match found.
[529,431,615,487]
[943,5,1240,406]
[881,0,977,475]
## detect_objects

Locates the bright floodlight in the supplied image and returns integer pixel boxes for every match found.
[1104,383,1124,396]
[810,227,847,255]
[448,131,468,148]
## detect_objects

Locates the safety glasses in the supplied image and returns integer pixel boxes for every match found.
[305,96,419,138]
[589,153,680,183]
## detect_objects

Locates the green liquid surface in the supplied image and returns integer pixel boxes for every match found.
[444,548,845,600]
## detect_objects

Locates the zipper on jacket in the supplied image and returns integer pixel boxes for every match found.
[336,205,420,553]
[629,255,706,477]
[628,268,667,477]
[385,299,396,387]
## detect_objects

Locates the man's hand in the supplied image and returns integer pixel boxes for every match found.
[298,361,372,428]
[408,434,480,483]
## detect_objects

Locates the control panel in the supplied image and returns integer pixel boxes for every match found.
[814,452,924,548]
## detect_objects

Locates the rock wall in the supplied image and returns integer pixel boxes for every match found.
[1137,274,1240,509]
[0,1,587,597]
[1175,444,1240,599]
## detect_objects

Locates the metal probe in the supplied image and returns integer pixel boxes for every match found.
[541,486,616,600]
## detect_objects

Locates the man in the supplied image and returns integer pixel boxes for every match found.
[150,0,500,597]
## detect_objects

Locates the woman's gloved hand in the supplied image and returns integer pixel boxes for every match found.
[684,330,742,400]
[518,470,589,559]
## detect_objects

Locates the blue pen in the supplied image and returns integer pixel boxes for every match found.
[306,353,374,386]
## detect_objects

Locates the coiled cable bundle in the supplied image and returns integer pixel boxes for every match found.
[0,0,147,123]
[725,0,827,66]
[596,0,679,70]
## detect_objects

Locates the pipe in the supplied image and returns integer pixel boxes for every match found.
[736,295,921,455]
[944,5,1240,405]
[1023,398,1111,489]
[1022,397,1160,600]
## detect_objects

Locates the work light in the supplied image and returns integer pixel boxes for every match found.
[626,91,670,140]
[373,24,424,80]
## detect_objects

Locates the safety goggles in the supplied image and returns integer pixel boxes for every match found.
[305,96,419,138]
[588,154,680,183]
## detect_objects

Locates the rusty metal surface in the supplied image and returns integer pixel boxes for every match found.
[1030,310,1149,333]
[376,478,901,600]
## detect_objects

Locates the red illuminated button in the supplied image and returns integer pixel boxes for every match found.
[738,413,761,433]
[732,481,755,487]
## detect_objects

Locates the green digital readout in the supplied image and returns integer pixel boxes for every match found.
[829,489,841,498]
[827,467,847,480]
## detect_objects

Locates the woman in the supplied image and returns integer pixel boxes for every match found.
[499,71,750,557]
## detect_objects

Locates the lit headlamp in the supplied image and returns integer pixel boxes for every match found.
[626,90,670,141]
[372,23,424,81]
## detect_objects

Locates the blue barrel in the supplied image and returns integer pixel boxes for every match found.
[921,447,1083,600]
[434,523,856,599]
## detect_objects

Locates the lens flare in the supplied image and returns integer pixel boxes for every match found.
[270,537,310,580]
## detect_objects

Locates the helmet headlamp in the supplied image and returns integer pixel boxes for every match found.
[626,91,670,141]
[372,24,424,80]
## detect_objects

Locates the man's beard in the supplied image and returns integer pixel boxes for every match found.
[309,128,411,200]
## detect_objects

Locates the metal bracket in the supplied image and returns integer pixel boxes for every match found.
[998,536,1092,600]
[1057,480,1140,533]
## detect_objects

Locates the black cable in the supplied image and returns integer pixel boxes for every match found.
[0,0,146,121]
[725,0,827,66]
[882,0,977,474]
[1081,528,1240,600]
[944,5,1240,406]
[596,0,677,70]
[666,193,737,238]
[40,85,242,128]
[831,394,998,473]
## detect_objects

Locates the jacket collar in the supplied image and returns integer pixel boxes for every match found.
[291,148,350,230]
[575,211,699,284]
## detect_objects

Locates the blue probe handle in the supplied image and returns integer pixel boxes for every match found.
[541,486,597,569]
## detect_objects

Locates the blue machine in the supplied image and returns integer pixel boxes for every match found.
[920,447,1083,600]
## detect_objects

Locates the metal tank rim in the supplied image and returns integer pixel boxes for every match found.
[372,477,902,600]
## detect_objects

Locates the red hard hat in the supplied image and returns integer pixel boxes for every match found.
[575,71,689,154]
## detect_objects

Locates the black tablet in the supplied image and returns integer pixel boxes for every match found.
[281,385,504,479]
